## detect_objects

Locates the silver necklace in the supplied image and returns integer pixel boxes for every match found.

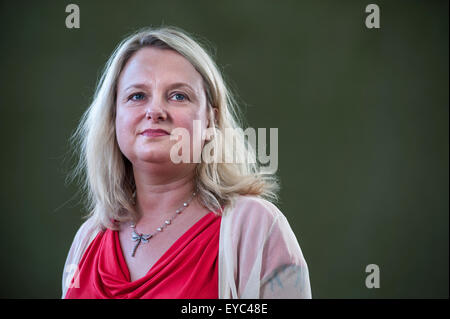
[130,191,196,257]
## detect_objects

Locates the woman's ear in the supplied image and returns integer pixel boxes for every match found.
[208,106,219,128]
[205,107,218,143]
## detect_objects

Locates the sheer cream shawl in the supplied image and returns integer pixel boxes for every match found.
[62,195,312,299]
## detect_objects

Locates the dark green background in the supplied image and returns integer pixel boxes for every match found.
[0,0,447,298]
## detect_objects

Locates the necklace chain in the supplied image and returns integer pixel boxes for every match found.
[130,191,197,257]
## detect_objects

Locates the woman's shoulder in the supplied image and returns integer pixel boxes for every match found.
[75,215,101,239]
[224,195,286,230]
[68,215,102,255]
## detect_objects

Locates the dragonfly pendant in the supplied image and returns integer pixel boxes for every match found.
[131,230,152,257]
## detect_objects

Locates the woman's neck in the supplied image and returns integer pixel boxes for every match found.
[132,164,197,223]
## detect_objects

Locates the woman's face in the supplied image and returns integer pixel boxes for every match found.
[115,47,210,167]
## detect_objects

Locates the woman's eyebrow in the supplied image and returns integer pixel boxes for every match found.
[124,82,197,94]
[123,83,149,92]
[166,82,198,95]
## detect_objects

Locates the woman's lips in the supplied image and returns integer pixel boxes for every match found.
[141,129,170,137]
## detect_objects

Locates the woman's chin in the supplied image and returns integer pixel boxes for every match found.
[134,149,173,164]
[143,156,173,165]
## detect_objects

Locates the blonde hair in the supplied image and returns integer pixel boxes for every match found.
[69,25,279,229]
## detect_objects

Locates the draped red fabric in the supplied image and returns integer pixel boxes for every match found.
[65,212,221,299]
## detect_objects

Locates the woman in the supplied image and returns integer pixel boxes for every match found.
[62,26,312,299]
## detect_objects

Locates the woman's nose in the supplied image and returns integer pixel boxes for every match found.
[145,100,167,122]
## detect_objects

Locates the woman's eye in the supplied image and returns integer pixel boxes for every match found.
[129,92,146,101]
[171,93,188,102]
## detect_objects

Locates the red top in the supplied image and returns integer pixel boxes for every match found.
[65,212,221,299]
